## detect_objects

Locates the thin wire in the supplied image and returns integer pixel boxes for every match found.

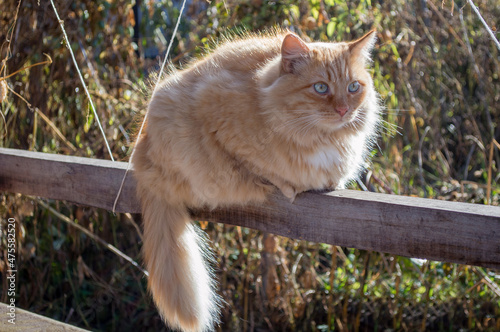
[49,0,114,161]
[466,0,500,51]
[36,198,148,277]
[113,0,187,213]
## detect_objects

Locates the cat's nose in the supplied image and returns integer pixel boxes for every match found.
[335,107,349,117]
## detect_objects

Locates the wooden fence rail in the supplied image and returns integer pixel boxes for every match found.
[1,147,499,269]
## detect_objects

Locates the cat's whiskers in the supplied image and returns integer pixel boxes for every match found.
[379,119,402,137]
[280,121,313,139]
[350,114,400,137]
[348,120,359,131]
[273,113,320,132]
[296,117,322,138]
[380,108,411,115]
[277,115,322,140]
[350,115,374,133]
[348,119,362,132]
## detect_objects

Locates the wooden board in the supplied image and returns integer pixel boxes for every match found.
[1,147,500,269]
[0,302,89,331]
[0,148,140,213]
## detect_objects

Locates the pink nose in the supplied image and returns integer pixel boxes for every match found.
[335,107,349,117]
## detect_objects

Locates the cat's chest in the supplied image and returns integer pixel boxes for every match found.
[305,147,343,170]
[289,145,348,189]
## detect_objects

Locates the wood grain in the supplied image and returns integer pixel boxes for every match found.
[0,302,89,331]
[1,148,499,269]
[0,148,140,213]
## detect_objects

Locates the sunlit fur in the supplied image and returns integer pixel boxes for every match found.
[133,30,380,332]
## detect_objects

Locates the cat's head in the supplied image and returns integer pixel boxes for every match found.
[260,30,378,142]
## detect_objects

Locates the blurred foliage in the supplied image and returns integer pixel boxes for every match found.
[1,0,499,331]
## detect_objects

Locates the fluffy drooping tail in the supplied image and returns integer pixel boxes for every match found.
[141,194,220,332]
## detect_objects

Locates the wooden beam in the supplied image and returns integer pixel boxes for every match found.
[0,148,140,213]
[0,302,89,331]
[1,148,499,269]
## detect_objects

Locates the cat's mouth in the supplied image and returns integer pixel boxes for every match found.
[340,108,358,122]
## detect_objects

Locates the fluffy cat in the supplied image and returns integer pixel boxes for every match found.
[133,29,380,332]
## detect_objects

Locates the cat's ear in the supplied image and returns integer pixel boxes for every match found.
[281,33,310,74]
[348,30,377,62]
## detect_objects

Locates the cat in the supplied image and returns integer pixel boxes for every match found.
[132,29,380,332]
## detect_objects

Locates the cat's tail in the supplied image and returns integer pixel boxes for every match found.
[141,194,220,332]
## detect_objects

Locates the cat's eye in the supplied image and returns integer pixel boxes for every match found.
[313,82,329,94]
[348,81,360,93]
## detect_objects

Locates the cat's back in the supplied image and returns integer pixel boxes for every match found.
[146,33,284,156]
[150,33,284,121]
[201,33,283,72]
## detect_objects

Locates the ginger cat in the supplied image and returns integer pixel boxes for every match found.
[133,30,380,332]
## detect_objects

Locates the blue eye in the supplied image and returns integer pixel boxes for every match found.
[348,81,360,93]
[313,82,329,94]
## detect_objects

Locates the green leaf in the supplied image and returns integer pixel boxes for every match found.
[84,107,94,133]
[289,5,300,18]
[311,7,319,20]
[327,21,336,38]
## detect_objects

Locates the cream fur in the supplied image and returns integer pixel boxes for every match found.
[133,30,380,332]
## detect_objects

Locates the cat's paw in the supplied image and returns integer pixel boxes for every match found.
[278,183,298,203]
[263,174,298,203]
